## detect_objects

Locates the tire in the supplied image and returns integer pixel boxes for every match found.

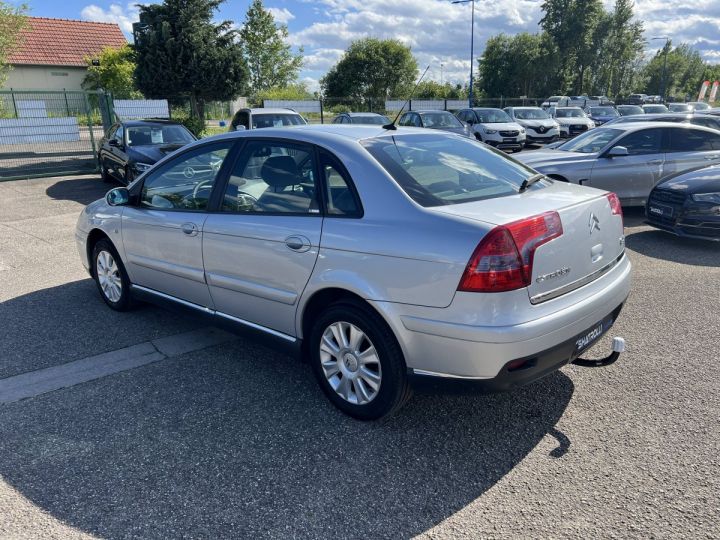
[92,238,134,311]
[100,162,112,183]
[308,301,412,420]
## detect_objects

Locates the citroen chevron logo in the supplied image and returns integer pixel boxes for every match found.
[589,212,600,234]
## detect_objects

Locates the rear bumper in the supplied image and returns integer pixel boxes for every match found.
[409,304,623,393]
[372,253,631,380]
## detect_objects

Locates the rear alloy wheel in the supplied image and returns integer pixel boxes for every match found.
[92,238,134,311]
[309,301,412,420]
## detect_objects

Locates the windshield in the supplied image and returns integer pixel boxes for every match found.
[126,125,195,146]
[474,109,512,123]
[555,108,586,118]
[557,128,622,153]
[618,106,643,115]
[514,108,550,120]
[350,115,390,125]
[644,105,668,113]
[252,114,306,129]
[419,112,464,128]
[692,102,710,110]
[668,104,692,112]
[363,134,543,207]
[590,107,619,116]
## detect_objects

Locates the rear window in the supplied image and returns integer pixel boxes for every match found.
[350,115,390,125]
[251,114,306,129]
[362,133,543,207]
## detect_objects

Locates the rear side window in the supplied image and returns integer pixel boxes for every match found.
[614,128,663,155]
[362,133,541,207]
[320,153,362,217]
[668,128,720,152]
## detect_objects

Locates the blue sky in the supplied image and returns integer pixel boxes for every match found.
[20,0,720,91]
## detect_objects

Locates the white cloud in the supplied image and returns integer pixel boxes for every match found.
[80,2,139,35]
[267,7,295,25]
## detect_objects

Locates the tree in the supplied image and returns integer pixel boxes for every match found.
[540,0,604,93]
[134,0,249,122]
[413,81,467,99]
[642,43,706,99]
[321,38,418,102]
[82,45,141,98]
[239,0,303,96]
[255,82,313,103]
[0,2,27,86]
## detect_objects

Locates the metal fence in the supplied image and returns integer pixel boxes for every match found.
[0,89,112,181]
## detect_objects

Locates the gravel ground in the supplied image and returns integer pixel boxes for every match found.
[0,175,718,539]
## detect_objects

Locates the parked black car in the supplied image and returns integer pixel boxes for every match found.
[646,164,720,241]
[398,110,472,136]
[99,119,196,184]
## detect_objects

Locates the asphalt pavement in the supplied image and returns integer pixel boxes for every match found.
[0,174,718,539]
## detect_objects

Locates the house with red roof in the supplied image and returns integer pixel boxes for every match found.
[4,17,127,92]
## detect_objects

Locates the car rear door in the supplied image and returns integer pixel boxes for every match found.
[586,127,664,203]
[202,139,323,336]
[662,127,720,178]
[121,140,235,307]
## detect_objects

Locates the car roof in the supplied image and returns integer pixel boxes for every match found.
[470,107,505,111]
[555,106,584,110]
[602,121,719,133]
[344,112,386,117]
[414,110,453,114]
[244,108,301,115]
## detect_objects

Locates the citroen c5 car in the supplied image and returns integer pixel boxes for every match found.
[77,125,631,420]
[515,122,720,206]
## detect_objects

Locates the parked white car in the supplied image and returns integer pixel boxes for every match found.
[542,95,571,109]
[456,108,526,152]
[553,107,595,137]
[504,107,560,145]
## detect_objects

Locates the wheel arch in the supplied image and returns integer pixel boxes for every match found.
[86,228,114,277]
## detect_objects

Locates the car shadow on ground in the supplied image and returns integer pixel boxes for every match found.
[45,175,111,205]
[0,282,575,539]
[625,228,720,267]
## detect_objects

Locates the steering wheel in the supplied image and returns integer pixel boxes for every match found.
[235,191,258,211]
[192,178,215,199]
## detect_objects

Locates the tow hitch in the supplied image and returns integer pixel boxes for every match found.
[572,337,626,368]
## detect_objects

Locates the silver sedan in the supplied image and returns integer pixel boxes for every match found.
[77,125,631,419]
[515,122,720,206]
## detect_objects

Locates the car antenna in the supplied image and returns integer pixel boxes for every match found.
[382,65,430,130]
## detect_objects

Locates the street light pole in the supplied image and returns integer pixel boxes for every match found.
[452,0,476,107]
[651,36,670,102]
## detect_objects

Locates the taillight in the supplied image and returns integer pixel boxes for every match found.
[607,192,623,220]
[458,211,563,293]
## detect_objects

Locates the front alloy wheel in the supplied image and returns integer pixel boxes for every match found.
[92,238,133,311]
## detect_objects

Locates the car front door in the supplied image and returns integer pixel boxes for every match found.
[202,139,323,336]
[121,140,235,307]
[587,127,665,203]
[662,127,720,178]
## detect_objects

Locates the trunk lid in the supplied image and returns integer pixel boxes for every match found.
[431,182,625,303]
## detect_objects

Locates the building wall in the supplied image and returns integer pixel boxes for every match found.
[3,65,88,92]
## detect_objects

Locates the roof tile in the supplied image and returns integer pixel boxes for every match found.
[8,17,127,67]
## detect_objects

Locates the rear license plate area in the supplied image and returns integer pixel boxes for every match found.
[571,315,614,359]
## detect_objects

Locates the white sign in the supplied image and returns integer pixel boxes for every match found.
[16,100,48,118]
[0,117,80,144]
[114,99,169,120]
[263,100,321,113]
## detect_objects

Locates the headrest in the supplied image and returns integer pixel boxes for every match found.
[261,156,300,188]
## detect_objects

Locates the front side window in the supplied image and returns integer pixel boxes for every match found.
[140,142,232,210]
[590,107,619,117]
[363,133,543,207]
[114,126,124,144]
[514,108,550,120]
[613,128,663,155]
[221,141,319,214]
[398,114,412,126]
[251,114,306,129]
[668,128,720,152]
[558,128,622,153]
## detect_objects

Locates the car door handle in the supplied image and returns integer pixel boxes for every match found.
[646,159,663,166]
[181,222,198,236]
[285,235,311,252]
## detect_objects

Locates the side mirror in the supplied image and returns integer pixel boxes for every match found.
[106,187,130,206]
[108,139,119,147]
[606,146,629,158]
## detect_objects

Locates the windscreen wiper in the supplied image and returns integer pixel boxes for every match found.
[518,173,546,193]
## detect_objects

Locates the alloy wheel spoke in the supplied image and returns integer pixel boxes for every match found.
[348,325,364,351]
[358,346,379,366]
[322,360,340,378]
[321,334,340,357]
[353,377,371,404]
[337,375,351,400]
[359,367,381,391]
